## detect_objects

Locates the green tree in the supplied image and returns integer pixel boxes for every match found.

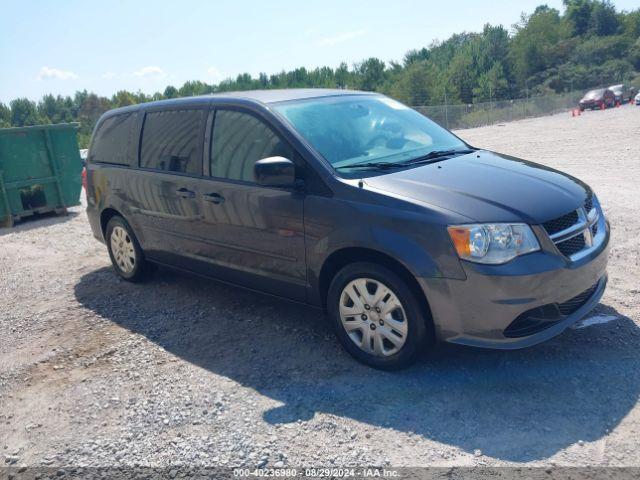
[621,9,640,38]
[564,0,595,36]
[77,93,110,138]
[389,61,443,105]
[630,37,640,69]
[354,58,386,91]
[403,48,429,66]
[572,35,631,66]
[112,90,136,108]
[590,1,619,35]
[473,62,510,102]
[510,7,567,87]
[163,85,178,99]
[10,98,40,126]
[448,53,476,103]
[0,102,10,128]
[335,62,350,88]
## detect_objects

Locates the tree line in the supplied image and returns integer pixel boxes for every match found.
[1,0,639,148]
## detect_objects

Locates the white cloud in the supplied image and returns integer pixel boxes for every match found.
[207,66,224,83]
[37,66,79,81]
[132,66,166,78]
[315,29,366,47]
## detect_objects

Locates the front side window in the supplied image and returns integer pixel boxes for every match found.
[210,110,293,182]
[273,95,466,170]
[91,112,137,165]
[140,109,204,174]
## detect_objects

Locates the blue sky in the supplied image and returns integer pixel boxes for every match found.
[2,0,638,102]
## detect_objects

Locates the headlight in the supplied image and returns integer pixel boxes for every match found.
[447,223,540,264]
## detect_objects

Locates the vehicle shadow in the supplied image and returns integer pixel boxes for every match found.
[0,209,79,236]
[74,266,640,462]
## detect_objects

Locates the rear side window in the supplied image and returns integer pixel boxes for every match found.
[140,109,204,175]
[91,113,137,165]
[210,110,293,182]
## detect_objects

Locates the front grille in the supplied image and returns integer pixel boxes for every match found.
[584,193,593,213]
[542,193,600,260]
[558,282,599,315]
[556,234,586,257]
[504,280,601,338]
[543,210,579,236]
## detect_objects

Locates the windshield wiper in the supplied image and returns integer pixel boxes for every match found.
[399,148,476,166]
[335,148,477,171]
[335,161,402,171]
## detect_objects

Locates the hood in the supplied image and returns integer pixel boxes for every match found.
[363,150,590,224]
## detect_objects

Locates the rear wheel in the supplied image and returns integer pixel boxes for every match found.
[105,216,153,282]
[327,262,432,370]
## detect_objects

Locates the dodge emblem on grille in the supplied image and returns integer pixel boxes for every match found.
[582,208,594,247]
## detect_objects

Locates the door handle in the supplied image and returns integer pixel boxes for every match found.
[176,187,196,199]
[203,192,225,204]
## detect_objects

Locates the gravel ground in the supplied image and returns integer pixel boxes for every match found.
[1,105,639,471]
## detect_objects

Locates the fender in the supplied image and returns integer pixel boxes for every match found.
[306,222,467,307]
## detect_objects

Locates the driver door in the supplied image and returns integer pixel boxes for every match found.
[190,108,307,301]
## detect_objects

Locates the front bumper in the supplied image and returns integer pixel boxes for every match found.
[420,220,610,349]
[579,100,603,109]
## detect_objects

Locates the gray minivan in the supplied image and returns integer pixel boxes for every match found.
[86,89,609,369]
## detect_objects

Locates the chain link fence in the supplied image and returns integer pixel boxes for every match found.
[413,90,586,130]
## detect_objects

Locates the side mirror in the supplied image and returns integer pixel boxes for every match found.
[254,157,296,188]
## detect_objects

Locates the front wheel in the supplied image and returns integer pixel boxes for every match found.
[327,262,433,370]
[105,216,154,282]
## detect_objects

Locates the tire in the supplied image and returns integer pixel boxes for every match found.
[327,262,433,370]
[105,216,154,282]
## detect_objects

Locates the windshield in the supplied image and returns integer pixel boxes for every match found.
[273,95,466,170]
[585,89,605,98]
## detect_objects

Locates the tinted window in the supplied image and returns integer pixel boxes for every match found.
[211,110,293,182]
[140,109,204,174]
[91,113,137,165]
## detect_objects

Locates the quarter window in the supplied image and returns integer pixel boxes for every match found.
[140,109,204,174]
[91,113,137,166]
[210,110,293,182]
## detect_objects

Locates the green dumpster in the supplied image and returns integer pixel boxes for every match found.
[0,123,82,228]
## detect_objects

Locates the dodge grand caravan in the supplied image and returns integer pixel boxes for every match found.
[86,89,610,369]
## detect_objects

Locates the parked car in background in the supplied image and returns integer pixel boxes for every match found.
[635,91,640,106]
[579,88,615,110]
[608,84,634,104]
[86,89,610,369]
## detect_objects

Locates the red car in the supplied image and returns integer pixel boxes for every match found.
[578,88,615,111]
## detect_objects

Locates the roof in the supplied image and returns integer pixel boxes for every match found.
[102,89,374,118]
[209,88,372,103]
